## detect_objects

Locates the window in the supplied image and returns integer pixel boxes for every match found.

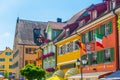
[100,21,112,36]
[0,58,5,62]
[48,45,51,53]
[66,43,73,53]
[73,40,79,50]
[104,48,114,62]
[9,58,13,62]
[66,44,69,52]
[58,47,62,55]
[92,10,97,19]
[81,48,114,65]
[0,65,5,69]
[66,28,70,37]
[6,52,11,55]
[9,72,12,77]
[53,31,57,38]
[85,33,89,43]
[81,21,112,43]
[61,45,66,54]
[79,20,85,27]
[88,30,95,42]
[9,65,12,69]
[26,48,31,54]
[91,53,97,65]
[69,42,73,52]
[33,29,41,43]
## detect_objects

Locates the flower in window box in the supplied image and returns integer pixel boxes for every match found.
[49,52,54,57]
[45,54,49,57]
[46,67,55,72]
[44,38,50,43]
[41,54,47,59]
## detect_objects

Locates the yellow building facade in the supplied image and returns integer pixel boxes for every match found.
[55,35,80,73]
[0,47,13,78]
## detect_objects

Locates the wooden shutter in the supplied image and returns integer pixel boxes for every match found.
[97,51,100,63]
[88,54,92,65]
[95,28,99,34]
[82,34,85,43]
[110,47,114,61]
[88,31,91,42]
[108,21,112,34]
[100,50,105,63]
[100,24,105,36]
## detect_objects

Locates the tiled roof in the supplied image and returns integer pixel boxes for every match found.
[66,8,87,25]
[54,9,87,42]
[48,21,65,30]
[17,19,48,45]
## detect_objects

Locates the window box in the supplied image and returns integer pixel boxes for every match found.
[46,67,55,72]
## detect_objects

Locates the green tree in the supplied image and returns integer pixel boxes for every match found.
[3,70,8,79]
[20,64,46,80]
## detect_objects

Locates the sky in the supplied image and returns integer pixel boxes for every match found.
[0,0,102,50]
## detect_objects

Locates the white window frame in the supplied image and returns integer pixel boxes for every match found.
[92,10,97,19]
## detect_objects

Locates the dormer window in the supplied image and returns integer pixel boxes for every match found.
[66,28,70,37]
[106,0,115,11]
[92,10,97,20]
[79,20,85,27]
[33,28,44,45]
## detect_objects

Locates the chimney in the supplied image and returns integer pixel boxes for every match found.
[57,18,62,22]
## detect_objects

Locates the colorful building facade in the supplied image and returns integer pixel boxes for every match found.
[12,18,48,79]
[68,0,120,80]
[56,34,80,73]
[41,21,65,77]
[0,47,13,78]
[55,9,87,75]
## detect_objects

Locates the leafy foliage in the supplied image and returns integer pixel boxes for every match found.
[20,64,46,80]
[3,70,8,79]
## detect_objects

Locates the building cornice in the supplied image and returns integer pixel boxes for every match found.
[77,12,115,34]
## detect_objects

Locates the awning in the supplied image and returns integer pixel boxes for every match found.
[52,70,64,78]
[46,76,65,80]
[0,75,3,77]
[101,70,120,80]
[65,68,78,79]
[68,71,112,79]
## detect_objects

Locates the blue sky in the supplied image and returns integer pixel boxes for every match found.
[0,0,102,50]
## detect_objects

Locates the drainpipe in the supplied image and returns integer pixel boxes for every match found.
[113,8,119,70]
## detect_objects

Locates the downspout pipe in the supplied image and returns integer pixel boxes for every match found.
[112,8,119,70]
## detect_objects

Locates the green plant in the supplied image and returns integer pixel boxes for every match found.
[20,64,46,80]
[3,70,8,79]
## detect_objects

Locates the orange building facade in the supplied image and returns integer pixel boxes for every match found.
[35,48,42,67]
[77,14,118,73]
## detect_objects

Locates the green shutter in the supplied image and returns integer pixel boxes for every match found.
[110,47,114,61]
[95,28,99,34]
[97,51,100,63]
[82,34,85,43]
[100,50,105,63]
[88,54,92,65]
[108,21,112,34]
[88,31,91,42]
[100,24,105,36]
